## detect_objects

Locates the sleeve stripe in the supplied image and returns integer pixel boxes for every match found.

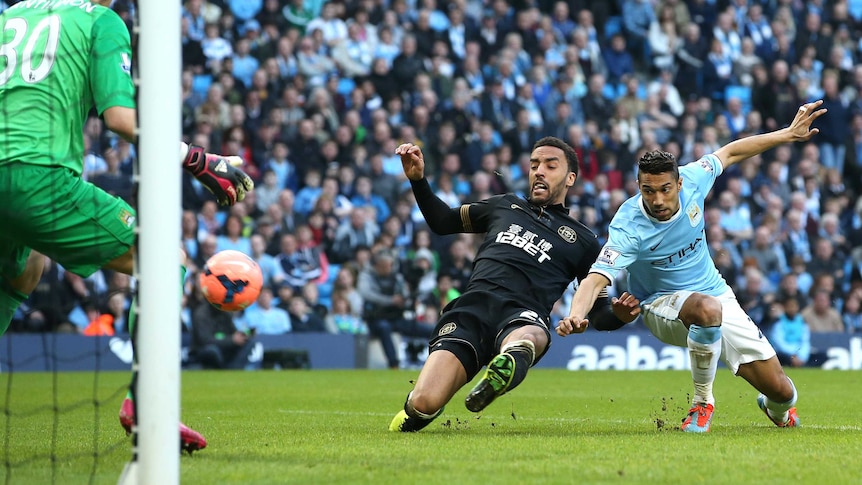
[460,204,472,232]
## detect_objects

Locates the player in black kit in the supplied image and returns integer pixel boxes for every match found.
[390,137,641,432]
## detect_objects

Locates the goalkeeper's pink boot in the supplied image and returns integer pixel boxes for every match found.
[119,397,135,434]
[118,397,208,454]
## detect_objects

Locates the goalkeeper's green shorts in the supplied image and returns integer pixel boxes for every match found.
[0,163,136,279]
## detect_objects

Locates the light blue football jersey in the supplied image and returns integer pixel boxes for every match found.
[590,154,730,304]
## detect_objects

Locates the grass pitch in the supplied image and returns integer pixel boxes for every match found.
[2,368,861,484]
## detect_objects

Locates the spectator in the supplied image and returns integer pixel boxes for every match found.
[621,0,655,62]
[717,191,753,246]
[503,109,541,159]
[332,266,364,318]
[319,176,354,220]
[768,296,811,368]
[254,170,281,213]
[581,73,614,132]
[191,301,256,369]
[793,11,832,63]
[257,0,285,31]
[215,214,252,256]
[439,238,473,292]
[801,289,845,333]
[194,234,218,270]
[754,60,801,132]
[648,69,684,118]
[331,207,380,264]
[818,211,849,257]
[807,238,845,284]
[294,169,323,216]
[182,0,207,41]
[740,4,772,60]
[391,34,426,89]
[99,291,132,335]
[300,279,328,320]
[282,0,313,34]
[843,290,862,334]
[404,247,437,303]
[276,229,326,292]
[675,24,708,99]
[602,34,634,87]
[306,204,337,250]
[638,93,678,145]
[744,226,787,284]
[358,251,433,369]
[648,4,681,72]
[181,210,204,265]
[201,23,233,72]
[295,36,336,88]
[550,1,575,44]
[274,188,304,235]
[306,3,347,48]
[349,175,390,225]
[241,286,291,334]
[325,294,367,335]
[332,23,374,78]
[816,71,851,175]
[374,26,401,66]
[775,272,809,310]
[286,295,327,332]
[703,37,733,102]
[479,79,516,133]
[231,38,260,88]
[737,267,772,326]
[251,234,284,290]
[92,147,133,203]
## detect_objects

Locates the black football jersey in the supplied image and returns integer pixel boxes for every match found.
[459,194,600,314]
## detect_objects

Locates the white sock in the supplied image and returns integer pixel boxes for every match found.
[762,378,797,423]
[687,325,722,406]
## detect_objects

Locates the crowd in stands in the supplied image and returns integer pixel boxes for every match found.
[7,0,862,368]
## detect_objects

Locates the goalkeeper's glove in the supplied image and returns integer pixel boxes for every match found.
[181,145,254,206]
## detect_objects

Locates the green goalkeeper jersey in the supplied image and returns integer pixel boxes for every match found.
[0,1,135,175]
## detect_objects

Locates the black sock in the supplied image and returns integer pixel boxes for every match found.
[503,347,532,393]
[400,393,442,432]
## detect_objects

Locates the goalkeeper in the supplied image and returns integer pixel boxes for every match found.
[0,0,253,453]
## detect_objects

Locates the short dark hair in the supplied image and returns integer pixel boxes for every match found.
[532,136,580,176]
[637,150,679,180]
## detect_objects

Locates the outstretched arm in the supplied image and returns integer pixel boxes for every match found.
[102,106,252,206]
[557,273,637,336]
[396,143,470,235]
[713,100,827,170]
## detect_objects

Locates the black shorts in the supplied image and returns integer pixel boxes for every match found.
[429,289,552,378]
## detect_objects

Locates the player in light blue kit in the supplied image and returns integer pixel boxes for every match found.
[557,100,827,432]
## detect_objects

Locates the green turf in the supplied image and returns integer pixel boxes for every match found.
[2,368,861,484]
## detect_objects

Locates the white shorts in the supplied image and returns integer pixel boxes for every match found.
[641,289,776,374]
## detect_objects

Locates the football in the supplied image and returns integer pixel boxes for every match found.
[199,250,263,312]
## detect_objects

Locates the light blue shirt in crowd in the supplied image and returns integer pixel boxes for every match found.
[255,253,284,288]
[243,306,292,335]
[769,314,811,362]
[215,236,252,257]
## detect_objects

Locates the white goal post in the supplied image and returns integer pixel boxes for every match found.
[119,0,182,483]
